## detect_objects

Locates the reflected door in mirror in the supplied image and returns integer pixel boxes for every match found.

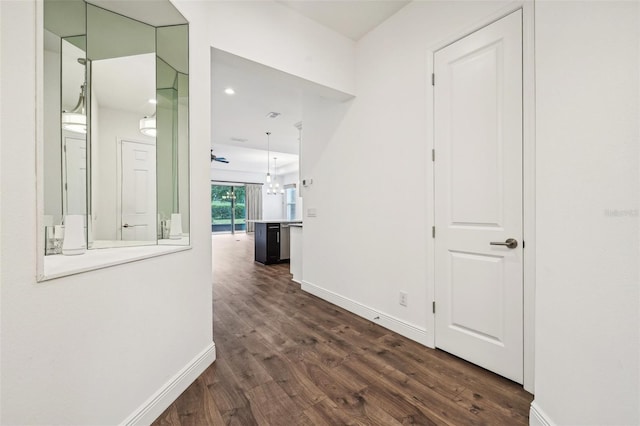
[121,140,157,241]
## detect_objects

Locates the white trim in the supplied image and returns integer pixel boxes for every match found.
[301,280,431,347]
[35,0,45,281]
[425,1,536,392]
[120,342,216,426]
[521,0,536,394]
[41,244,191,281]
[529,401,554,426]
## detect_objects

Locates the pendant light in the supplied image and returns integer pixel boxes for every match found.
[62,83,87,134]
[267,157,284,195]
[265,131,272,183]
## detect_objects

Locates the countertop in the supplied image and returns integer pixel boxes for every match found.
[248,220,303,224]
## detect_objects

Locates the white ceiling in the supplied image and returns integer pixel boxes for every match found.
[92,54,156,117]
[278,0,410,40]
[211,49,351,174]
[211,1,409,175]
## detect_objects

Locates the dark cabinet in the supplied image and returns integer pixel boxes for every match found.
[255,222,281,264]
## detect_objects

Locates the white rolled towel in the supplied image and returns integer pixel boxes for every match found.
[62,214,86,255]
[169,213,182,240]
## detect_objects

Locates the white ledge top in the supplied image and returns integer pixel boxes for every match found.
[41,244,191,281]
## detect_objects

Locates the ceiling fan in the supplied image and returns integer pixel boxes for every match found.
[211,150,229,163]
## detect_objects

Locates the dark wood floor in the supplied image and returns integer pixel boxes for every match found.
[152,233,533,425]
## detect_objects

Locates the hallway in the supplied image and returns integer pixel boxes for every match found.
[153,234,533,425]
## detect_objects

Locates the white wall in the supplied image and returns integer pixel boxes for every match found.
[206,0,355,96]
[0,1,214,424]
[532,2,639,425]
[300,0,510,345]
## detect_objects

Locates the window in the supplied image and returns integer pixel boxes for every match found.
[211,184,246,233]
[285,184,296,220]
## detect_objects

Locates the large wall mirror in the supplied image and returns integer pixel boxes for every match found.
[43,0,189,255]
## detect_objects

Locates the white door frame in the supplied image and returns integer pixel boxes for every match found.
[425,2,536,393]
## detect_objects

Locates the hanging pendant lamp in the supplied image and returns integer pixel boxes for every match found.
[62,83,87,134]
[265,131,272,184]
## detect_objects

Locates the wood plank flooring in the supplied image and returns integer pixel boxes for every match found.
[152,233,533,425]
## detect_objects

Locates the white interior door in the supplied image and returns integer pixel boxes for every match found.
[63,136,87,215]
[121,140,156,241]
[434,10,523,383]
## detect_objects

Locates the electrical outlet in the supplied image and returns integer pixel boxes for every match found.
[399,291,408,307]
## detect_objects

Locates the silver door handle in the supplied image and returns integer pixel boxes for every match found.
[490,238,518,249]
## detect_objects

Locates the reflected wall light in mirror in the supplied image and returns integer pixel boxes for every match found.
[139,114,157,137]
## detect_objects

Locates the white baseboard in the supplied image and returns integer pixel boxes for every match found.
[529,401,554,426]
[121,342,216,426]
[301,280,431,347]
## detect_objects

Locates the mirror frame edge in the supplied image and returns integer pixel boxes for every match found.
[36,0,47,282]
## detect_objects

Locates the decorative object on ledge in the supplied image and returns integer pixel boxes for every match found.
[62,215,86,255]
[169,213,183,240]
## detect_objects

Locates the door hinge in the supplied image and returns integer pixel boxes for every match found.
[432,226,435,238]
[432,301,436,314]
[64,183,68,190]
[432,149,435,162]
[431,73,435,86]
[522,240,525,248]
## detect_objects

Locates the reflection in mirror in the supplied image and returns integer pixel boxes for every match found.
[61,37,87,217]
[156,24,189,244]
[42,0,190,257]
[43,0,87,255]
[87,4,157,248]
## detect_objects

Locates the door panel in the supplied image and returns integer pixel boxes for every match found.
[434,10,523,383]
[121,141,156,241]
[450,251,505,343]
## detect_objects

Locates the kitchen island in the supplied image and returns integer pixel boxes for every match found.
[251,220,302,264]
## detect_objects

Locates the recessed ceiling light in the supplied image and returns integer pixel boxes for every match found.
[224,87,235,95]
[266,111,281,119]
[148,98,158,104]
